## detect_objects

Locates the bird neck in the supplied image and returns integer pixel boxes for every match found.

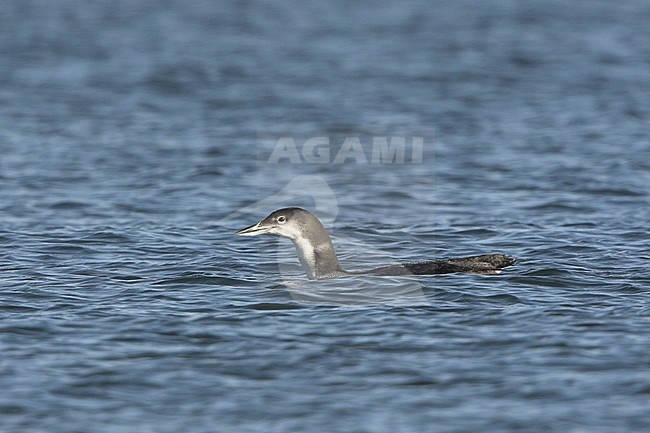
[291,231,344,280]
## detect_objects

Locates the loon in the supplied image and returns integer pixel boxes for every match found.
[235,207,515,280]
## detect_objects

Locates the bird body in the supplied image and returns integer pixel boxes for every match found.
[235,207,515,280]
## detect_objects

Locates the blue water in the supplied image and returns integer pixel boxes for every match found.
[1,0,649,432]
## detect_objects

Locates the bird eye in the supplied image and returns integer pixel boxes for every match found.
[277,216,287,223]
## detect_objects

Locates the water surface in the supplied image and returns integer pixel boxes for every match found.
[1,1,649,432]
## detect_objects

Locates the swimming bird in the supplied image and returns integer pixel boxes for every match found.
[235,207,515,280]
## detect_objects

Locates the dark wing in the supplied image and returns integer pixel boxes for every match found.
[356,254,516,276]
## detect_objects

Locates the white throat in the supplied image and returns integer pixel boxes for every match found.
[291,237,317,279]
